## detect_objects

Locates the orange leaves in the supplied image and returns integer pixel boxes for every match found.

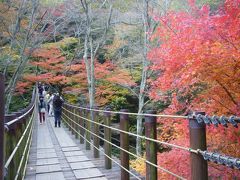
[29,47,68,85]
[149,1,240,178]
[15,81,32,94]
[105,69,136,86]
[149,0,240,115]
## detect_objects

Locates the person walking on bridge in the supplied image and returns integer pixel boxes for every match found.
[53,93,64,127]
[48,93,54,116]
[38,96,46,124]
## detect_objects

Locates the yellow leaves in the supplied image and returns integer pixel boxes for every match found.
[0,3,16,33]
[42,37,78,49]
[0,46,20,61]
[130,154,146,176]
[40,0,64,6]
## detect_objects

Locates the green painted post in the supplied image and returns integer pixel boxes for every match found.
[145,110,157,180]
[104,108,112,169]
[189,112,208,180]
[120,109,129,180]
[93,107,99,158]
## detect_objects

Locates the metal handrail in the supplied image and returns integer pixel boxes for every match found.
[14,115,34,180]
[62,107,198,153]
[4,109,34,170]
[4,86,37,179]
[62,111,186,180]
[5,105,34,127]
[62,114,143,180]
[62,102,240,180]
[5,87,36,128]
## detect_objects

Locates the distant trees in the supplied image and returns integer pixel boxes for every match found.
[0,0,49,112]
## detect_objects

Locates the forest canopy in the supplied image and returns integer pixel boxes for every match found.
[0,0,239,179]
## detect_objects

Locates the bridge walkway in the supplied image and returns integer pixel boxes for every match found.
[25,114,109,180]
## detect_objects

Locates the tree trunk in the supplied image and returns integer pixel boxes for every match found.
[4,0,38,113]
[136,0,150,156]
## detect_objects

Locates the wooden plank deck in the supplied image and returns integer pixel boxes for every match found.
[25,114,143,180]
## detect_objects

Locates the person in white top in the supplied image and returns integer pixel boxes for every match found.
[44,93,50,112]
[48,93,55,116]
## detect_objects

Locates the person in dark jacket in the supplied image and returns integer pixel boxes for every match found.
[38,96,46,124]
[53,93,64,127]
[38,82,43,96]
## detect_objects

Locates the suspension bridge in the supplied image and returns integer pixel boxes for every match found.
[0,77,240,180]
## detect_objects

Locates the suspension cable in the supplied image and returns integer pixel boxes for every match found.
[6,104,35,127]
[99,131,137,150]
[62,112,187,180]
[65,103,188,119]
[63,107,198,154]
[4,107,34,169]
[62,114,142,180]
[22,121,34,180]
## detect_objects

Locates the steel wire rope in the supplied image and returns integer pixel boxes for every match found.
[22,95,38,180]
[4,107,35,169]
[61,113,142,180]
[62,111,186,180]
[14,113,34,180]
[65,103,188,119]
[99,131,137,151]
[21,121,34,180]
[63,107,198,154]
[6,104,35,127]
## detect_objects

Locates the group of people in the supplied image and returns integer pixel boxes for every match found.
[38,83,64,127]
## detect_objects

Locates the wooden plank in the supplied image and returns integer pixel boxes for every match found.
[73,168,104,179]
[64,151,84,157]
[36,164,61,174]
[69,162,95,170]
[36,172,65,180]
[66,156,90,163]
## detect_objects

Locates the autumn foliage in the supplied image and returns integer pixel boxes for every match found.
[148,0,240,179]
[23,44,135,106]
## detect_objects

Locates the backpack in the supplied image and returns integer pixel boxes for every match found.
[53,95,63,109]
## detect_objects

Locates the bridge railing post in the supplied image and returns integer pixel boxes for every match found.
[15,114,25,179]
[0,73,4,180]
[70,106,73,132]
[4,114,16,180]
[85,106,91,150]
[79,108,84,144]
[145,110,157,180]
[93,107,99,158]
[104,108,112,169]
[188,111,208,180]
[73,107,78,138]
[62,105,66,125]
[71,106,75,134]
[7,120,17,180]
[120,109,129,180]
[66,106,72,131]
